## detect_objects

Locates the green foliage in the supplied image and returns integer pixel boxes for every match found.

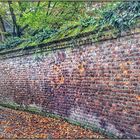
[0,37,23,50]
[80,18,97,27]
[100,1,140,31]
[0,1,139,51]
[44,1,140,43]
[17,1,86,30]
[19,29,58,48]
[32,29,57,43]
[0,29,58,50]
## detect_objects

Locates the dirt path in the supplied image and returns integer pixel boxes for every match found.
[0,106,107,139]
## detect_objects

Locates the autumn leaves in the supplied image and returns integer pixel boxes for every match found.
[0,107,105,139]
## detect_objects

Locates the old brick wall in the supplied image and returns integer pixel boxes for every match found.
[0,30,140,138]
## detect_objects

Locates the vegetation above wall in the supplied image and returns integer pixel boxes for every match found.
[0,1,139,52]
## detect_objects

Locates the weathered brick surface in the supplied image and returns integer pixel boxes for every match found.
[0,31,140,138]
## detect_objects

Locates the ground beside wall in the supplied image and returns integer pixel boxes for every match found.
[0,29,140,138]
[0,106,106,139]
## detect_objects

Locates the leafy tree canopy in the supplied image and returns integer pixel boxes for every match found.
[0,1,139,51]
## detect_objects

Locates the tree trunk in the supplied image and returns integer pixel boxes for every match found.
[0,15,6,41]
[8,1,21,37]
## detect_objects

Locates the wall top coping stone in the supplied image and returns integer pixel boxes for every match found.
[0,25,140,60]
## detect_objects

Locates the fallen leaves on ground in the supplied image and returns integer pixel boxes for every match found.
[0,107,107,139]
